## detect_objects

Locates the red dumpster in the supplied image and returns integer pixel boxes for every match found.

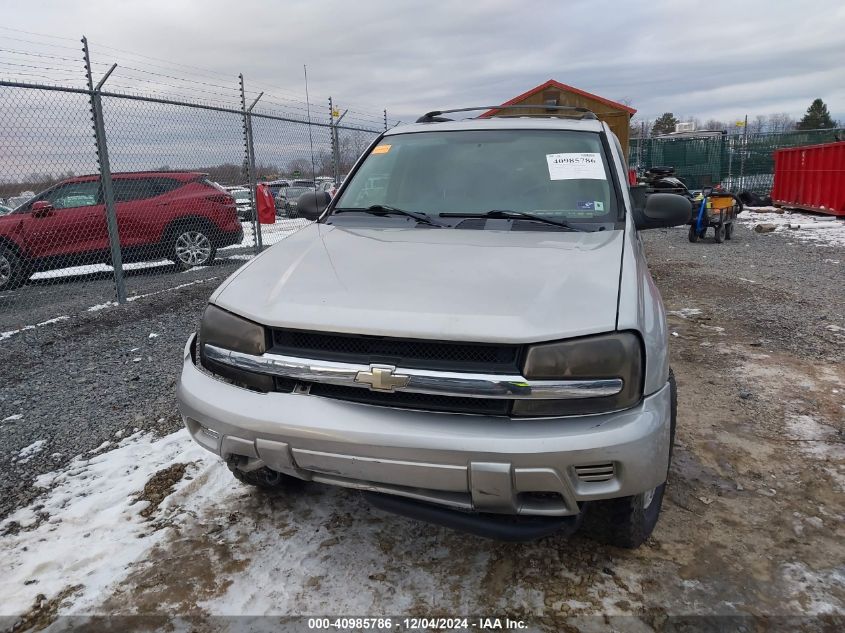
[771,140,845,217]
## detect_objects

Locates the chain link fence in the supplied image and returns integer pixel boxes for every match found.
[0,40,387,333]
[629,128,844,194]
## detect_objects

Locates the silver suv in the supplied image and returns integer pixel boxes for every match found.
[177,107,691,547]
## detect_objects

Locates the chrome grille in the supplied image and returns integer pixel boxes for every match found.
[271,329,522,372]
[307,383,511,416]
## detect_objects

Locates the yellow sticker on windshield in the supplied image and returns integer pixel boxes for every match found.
[372,144,391,154]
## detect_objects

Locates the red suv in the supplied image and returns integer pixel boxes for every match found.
[0,172,243,291]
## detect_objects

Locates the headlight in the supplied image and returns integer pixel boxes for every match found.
[512,332,643,417]
[198,304,273,391]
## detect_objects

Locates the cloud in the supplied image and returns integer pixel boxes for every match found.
[1,0,843,180]
[2,0,842,123]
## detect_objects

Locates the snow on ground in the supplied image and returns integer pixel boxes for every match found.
[777,563,845,616]
[0,430,209,616]
[667,308,703,319]
[2,425,843,622]
[220,217,305,251]
[0,429,514,619]
[13,440,47,465]
[739,207,845,247]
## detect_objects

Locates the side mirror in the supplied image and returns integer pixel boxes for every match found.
[296,191,330,221]
[31,200,54,218]
[632,192,691,230]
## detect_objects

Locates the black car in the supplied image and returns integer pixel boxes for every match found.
[275,186,312,217]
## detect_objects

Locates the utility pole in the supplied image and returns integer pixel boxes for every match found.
[638,121,645,171]
[333,106,348,179]
[240,74,263,252]
[83,36,125,304]
[329,97,338,183]
[384,109,388,131]
[739,114,748,190]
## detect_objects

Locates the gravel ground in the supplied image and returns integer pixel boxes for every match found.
[649,218,844,362]
[0,218,843,628]
[0,270,228,519]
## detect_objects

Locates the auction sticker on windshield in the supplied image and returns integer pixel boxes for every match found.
[546,152,605,180]
[372,144,391,154]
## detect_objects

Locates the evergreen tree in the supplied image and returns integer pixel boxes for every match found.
[797,99,836,130]
[651,112,679,136]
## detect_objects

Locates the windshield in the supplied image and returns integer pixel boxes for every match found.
[284,187,311,199]
[231,190,250,201]
[334,129,619,225]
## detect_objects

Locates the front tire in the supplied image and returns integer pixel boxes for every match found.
[688,225,700,242]
[226,457,299,491]
[581,369,677,548]
[714,223,726,243]
[171,226,216,270]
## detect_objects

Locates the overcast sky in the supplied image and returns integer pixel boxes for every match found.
[2,0,844,125]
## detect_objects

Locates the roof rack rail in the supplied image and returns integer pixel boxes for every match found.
[416,104,597,123]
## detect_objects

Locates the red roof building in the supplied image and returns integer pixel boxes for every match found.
[480,79,637,153]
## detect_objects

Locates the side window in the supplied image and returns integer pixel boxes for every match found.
[113,178,159,202]
[151,178,182,195]
[47,181,100,209]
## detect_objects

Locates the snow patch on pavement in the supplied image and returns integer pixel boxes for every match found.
[14,440,47,464]
[667,308,703,319]
[777,563,845,615]
[0,430,208,616]
[784,413,845,462]
[740,208,845,247]
[0,429,537,619]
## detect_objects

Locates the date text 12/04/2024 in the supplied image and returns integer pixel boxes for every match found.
[306,617,528,630]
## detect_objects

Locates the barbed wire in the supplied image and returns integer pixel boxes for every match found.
[0,25,80,41]
[0,27,397,126]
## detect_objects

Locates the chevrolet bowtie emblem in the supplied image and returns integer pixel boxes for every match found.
[354,364,410,392]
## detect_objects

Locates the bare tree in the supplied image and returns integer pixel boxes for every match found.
[703,119,727,131]
[629,116,650,139]
[337,132,372,173]
[284,158,314,178]
[748,115,768,135]
[767,113,796,134]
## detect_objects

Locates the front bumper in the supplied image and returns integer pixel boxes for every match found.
[177,335,671,517]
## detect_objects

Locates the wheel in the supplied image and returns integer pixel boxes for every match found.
[581,369,677,549]
[688,224,700,243]
[725,222,734,240]
[171,226,216,270]
[226,457,297,490]
[714,223,726,243]
[0,247,29,291]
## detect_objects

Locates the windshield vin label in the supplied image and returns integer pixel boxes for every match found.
[546,152,605,180]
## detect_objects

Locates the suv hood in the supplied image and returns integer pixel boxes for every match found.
[214,224,624,344]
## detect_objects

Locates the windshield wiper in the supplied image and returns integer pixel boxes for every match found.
[333,205,443,227]
[439,210,588,231]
